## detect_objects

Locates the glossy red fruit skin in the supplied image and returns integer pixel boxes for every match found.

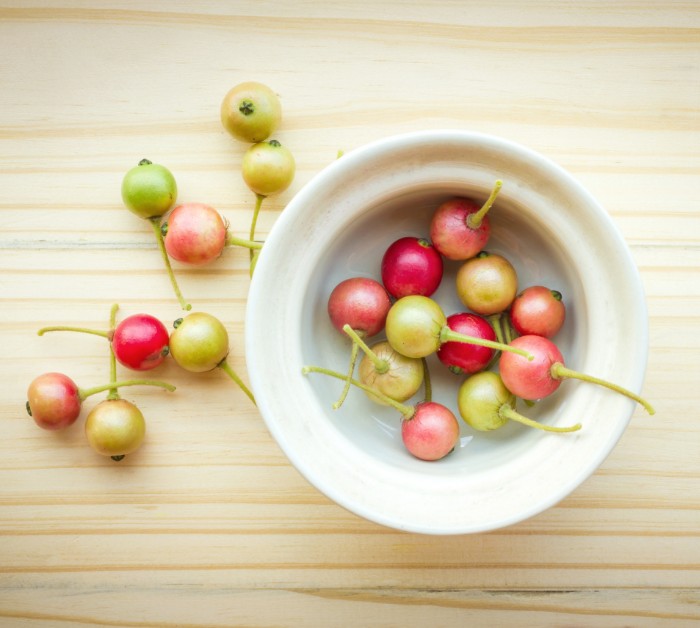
[327,277,392,338]
[437,312,496,374]
[430,197,490,261]
[381,237,443,299]
[510,286,566,338]
[401,401,460,461]
[26,372,82,430]
[499,335,563,401]
[112,314,170,371]
[163,203,227,265]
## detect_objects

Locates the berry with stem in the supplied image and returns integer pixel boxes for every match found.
[121,158,190,310]
[161,202,261,266]
[327,277,392,409]
[499,334,655,414]
[384,295,533,361]
[458,371,581,433]
[343,325,423,406]
[37,304,170,372]
[430,179,502,260]
[169,312,255,405]
[302,365,459,461]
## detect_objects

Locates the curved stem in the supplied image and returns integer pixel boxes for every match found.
[149,217,191,311]
[342,325,388,374]
[439,327,533,360]
[226,234,263,250]
[78,379,176,400]
[421,358,432,402]
[248,193,266,261]
[499,404,581,433]
[332,341,360,410]
[466,179,502,229]
[37,325,110,339]
[302,365,414,419]
[218,359,256,405]
[107,304,120,400]
[551,363,656,415]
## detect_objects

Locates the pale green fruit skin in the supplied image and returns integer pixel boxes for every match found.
[220,81,282,143]
[169,312,229,373]
[241,140,295,196]
[455,252,518,316]
[121,160,178,219]
[385,295,446,359]
[85,399,146,457]
[357,341,424,406]
[457,371,515,431]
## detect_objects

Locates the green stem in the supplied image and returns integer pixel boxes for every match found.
[78,379,176,400]
[107,304,119,400]
[37,326,110,339]
[302,365,414,418]
[551,363,656,415]
[499,404,581,433]
[226,234,263,250]
[466,179,502,229]
[342,325,388,374]
[439,327,533,360]
[421,358,432,403]
[218,359,256,405]
[488,313,504,345]
[149,217,192,311]
[332,341,360,410]
[248,193,266,260]
[503,315,513,344]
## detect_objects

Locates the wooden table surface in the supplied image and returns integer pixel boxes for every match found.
[1,2,699,626]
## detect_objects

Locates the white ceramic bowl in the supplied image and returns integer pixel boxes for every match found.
[245,129,649,535]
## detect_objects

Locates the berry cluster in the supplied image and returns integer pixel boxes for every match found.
[25,82,293,461]
[305,181,655,461]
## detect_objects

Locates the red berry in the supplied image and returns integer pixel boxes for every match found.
[112,314,170,371]
[381,236,443,299]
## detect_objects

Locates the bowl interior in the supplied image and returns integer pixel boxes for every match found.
[246,130,648,534]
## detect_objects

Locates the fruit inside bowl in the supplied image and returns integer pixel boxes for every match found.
[245,129,651,534]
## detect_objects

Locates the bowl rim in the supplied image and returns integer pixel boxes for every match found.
[245,128,649,535]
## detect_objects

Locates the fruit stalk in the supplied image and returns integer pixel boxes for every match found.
[342,324,389,374]
[226,234,263,250]
[498,404,581,433]
[218,359,256,405]
[302,365,414,418]
[439,327,533,360]
[466,179,502,229]
[149,217,192,311]
[332,341,360,410]
[79,379,177,400]
[551,363,656,415]
[37,326,110,339]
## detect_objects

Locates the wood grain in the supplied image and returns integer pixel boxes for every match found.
[1,1,699,625]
